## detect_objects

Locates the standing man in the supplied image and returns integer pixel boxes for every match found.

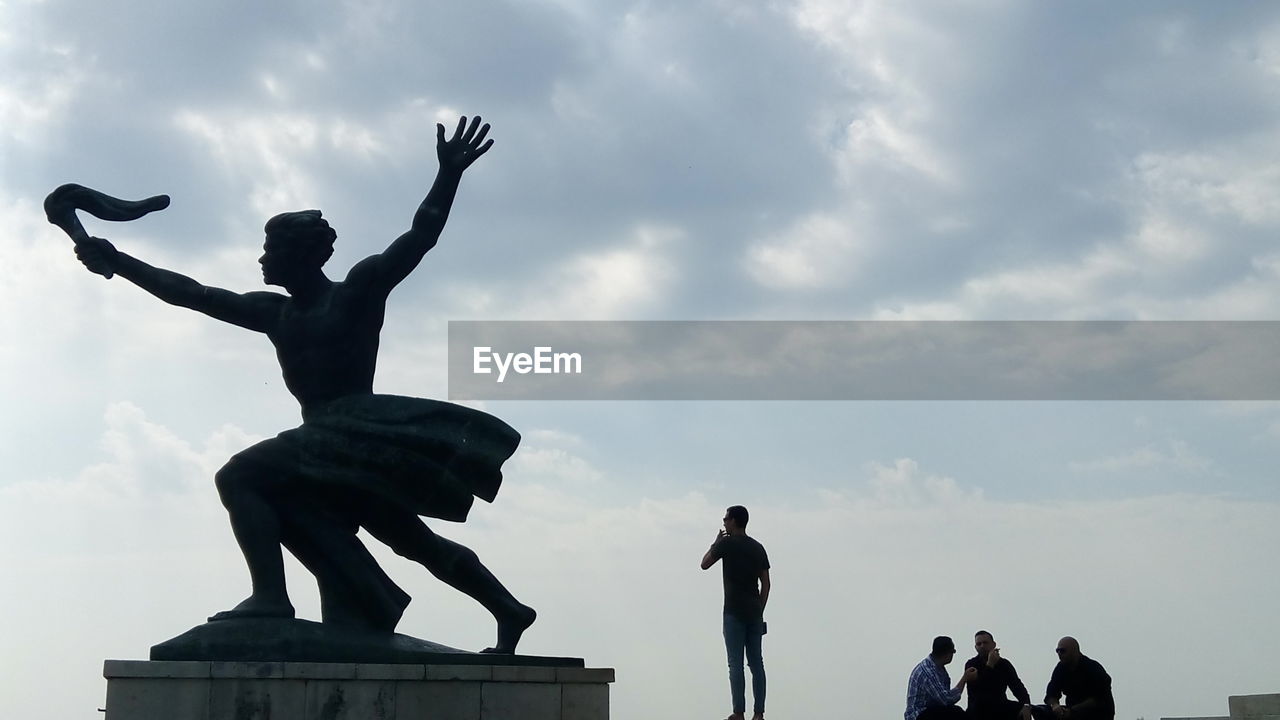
[966,630,1032,720]
[701,505,771,720]
[906,635,979,720]
[1032,637,1114,720]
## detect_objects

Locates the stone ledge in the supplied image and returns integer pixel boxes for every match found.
[105,660,212,679]
[106,660,611,683]
[103,660,614,720]
[557,667,615,683]
[427,664,494,682]
[493,665,557,683]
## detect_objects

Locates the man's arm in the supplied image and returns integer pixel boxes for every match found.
[700,530,726,569]
[351,116,493,294]
[1005,660,1032,706]
[758,568,770,611]
[78,237,281,332]
[1045,665,1063,707]
[922,663,968,705]
[1065,665,1111,716]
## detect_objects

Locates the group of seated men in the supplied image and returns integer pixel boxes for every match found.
[906,632,1114,720]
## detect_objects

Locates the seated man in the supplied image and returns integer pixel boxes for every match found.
[966,630,1032,720]
[1031,637,1114,720]
[907,636,979,720]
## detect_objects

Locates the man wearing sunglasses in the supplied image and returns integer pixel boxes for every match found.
[1031,637,1114,720]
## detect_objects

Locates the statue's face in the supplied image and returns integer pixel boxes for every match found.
[260,233,323,286]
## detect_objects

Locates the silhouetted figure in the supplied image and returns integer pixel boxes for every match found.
[56,116,534,653]
[966,631,1033,720]
[701,505,771,720]
[907,635,978,720]
[1030,637,1114,720]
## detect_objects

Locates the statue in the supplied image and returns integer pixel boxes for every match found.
[47,116,537,655]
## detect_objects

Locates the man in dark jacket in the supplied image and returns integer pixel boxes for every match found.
[1032,637,1115,720]
[965,630,1032,720]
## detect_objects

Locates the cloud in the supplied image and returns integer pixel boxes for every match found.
[1,401,261,503]
[1069,439,1213,475]
[744,213,865,291]
[443,223,681,320]
[508,432,604,487]
[865,457,985,506]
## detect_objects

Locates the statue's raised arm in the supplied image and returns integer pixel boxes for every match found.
[350,115,493,294]
[45,183,282,334]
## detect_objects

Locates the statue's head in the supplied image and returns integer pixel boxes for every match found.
[260,210,336,286]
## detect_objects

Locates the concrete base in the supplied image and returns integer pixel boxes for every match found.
[104,660,613,720]
[1230,694,1280,720]
[1163,693,1280,720]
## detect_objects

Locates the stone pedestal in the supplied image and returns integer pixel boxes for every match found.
[104,660,613,720]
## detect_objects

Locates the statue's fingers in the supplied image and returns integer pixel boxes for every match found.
[464,115,483,142]
[436,123,446,144]
[473,139,494,157]
[451,116,466,142]
[472,122,491,147]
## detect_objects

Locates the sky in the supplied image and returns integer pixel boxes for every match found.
[3,1,1280,718]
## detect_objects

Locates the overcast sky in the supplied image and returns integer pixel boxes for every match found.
[3,1,1280,719]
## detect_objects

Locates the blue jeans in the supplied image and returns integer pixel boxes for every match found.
[723,612,765,714]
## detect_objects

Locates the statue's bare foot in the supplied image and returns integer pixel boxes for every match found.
[480,603,536,654]
[207,595,295,622]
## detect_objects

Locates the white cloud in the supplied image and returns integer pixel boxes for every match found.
[2,401,261,502]
[0,17,88,145]
[448,223,681,320]
[865,457,984,506]
[174,109,321,216]
[509,442,603,487]
[1133,143,1280,225]
[1069,439,1213,475]
[744,213,865,290]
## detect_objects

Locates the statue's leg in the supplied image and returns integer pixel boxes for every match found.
[361,507,535,653]
[275,496,410,633]
[208,452,295,621]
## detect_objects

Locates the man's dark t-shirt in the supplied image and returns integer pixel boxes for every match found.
[712,534,770,622]
[965,654,1032,711]
[1045,656,1114,720]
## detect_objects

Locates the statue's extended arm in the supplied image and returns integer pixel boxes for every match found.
[76,236,281,333]
[351,116,493,293]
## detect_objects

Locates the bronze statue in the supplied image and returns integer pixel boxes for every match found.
[49,116,535,654]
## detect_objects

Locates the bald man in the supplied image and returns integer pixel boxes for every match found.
[1031,637,1114,720]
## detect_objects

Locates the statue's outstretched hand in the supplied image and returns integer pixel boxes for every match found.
[75,236,119,278]
[437,115,493,173]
